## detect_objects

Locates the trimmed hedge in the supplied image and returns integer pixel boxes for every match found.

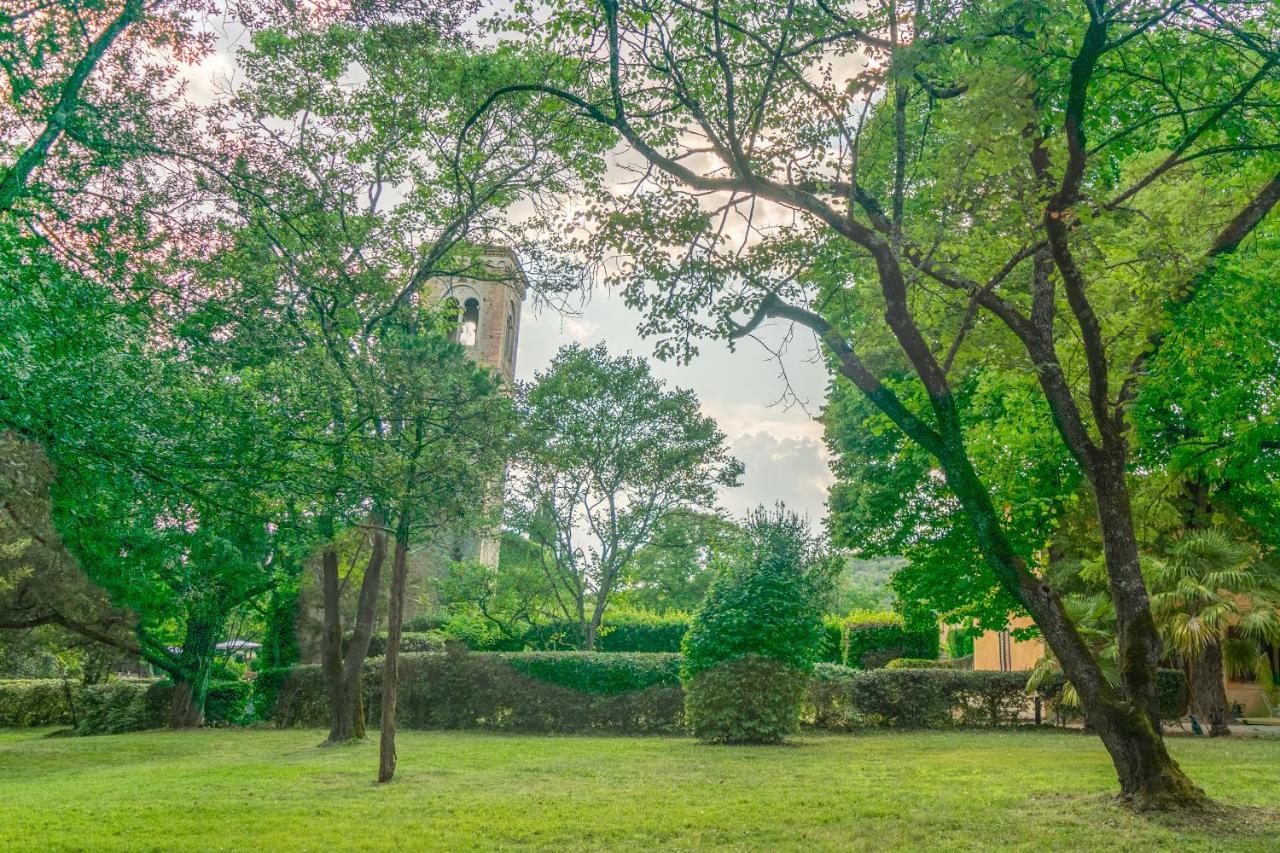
[840,611,940,669]
[76,680,172,735]
[503,652,680,694]
[884,658,952,670]
[0,679,79,727]
[806,665,1188,730]
[0,677,257,734]
[261,650,686,734]
[684,655,807,744]
[366,631,446,657]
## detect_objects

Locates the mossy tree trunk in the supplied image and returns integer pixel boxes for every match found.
[168,615,221,729]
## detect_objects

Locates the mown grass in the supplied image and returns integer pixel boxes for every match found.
[1,727,1277,851]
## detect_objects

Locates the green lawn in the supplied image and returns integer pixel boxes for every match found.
[2,728,1277,851]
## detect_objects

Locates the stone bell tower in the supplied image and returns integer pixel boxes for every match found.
[429,246,526,568]
[434,245,526,386]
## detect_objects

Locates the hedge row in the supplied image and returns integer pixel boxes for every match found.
[3,659,1188,736]
[392,611,693,654]
[0,678,253,734]
[806,664,1188,729]
[819,611,941,668]
[258,652,1188,734]
[262,649,685,735]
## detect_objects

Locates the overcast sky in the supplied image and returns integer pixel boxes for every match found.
[192,10,836,526]
[516,290,835,525]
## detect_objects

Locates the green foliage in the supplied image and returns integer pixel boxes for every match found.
[366,632,446,657]
[682,507,835,679]
[884,658,953,670]
[502,652,680,695]
[681,508,834,743]
[1147,529,1280,670]
[75,680,172,736]
[595,611,691,652]
[945,628,977,660]
[204,680,253,726]
[0,677,259,734]
[263,651,685,735]
[839,611,940,669]
[683,655,807,744]
[1036,669,1188,723]
[508,343,742,649]
[829,556,901,614]
[431,610,691,652]
[617,511,744,614]
[0,679,78,727]
[806,666,1037,729]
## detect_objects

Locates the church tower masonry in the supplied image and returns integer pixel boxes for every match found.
[428,246,526,569]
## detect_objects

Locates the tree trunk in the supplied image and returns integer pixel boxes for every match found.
[935,446,1203,810]
[320,526,387,745]
[1092,455,1165,727]
[378,533,410,783]
[168,616,219,729]
[1022,577,1204,809]
[1189,638,1232,737]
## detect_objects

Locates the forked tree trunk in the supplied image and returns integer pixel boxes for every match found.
[1189,638,1232,737]
[377,533,410,783]
[320,526,387,745]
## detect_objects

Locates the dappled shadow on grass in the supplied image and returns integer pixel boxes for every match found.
[1032,792,1280,845]
[1140,800,1280,838]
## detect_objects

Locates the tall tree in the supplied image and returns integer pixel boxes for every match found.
[180,0,607,748]
[482,0,1280,808]
[507,343,743,650]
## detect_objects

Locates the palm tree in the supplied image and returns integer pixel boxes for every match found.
[1147,529,1280,737]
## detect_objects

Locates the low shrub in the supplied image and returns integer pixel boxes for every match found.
[1036,668,1188,723]
[206,680,253,726]
[884,658,950,670]
[0,679,78,727]
[597,612,690,653]
[684,655,807,744]
[75,680,171,735]
[841,611,940,669]
[819,616,845,664]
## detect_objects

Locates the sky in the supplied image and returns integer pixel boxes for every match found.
[515,288,835,525]
[189,7,837,526]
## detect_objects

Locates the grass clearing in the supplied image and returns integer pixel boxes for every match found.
[1,727,1277,851]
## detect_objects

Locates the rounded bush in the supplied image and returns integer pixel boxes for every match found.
[681,507,834,743]
[684,655,807,743]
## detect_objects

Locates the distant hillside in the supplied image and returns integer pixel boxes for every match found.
[829,555,906,613]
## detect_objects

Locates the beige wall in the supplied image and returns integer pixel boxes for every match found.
[973,617,1277,718]
[973,616,1044,672]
